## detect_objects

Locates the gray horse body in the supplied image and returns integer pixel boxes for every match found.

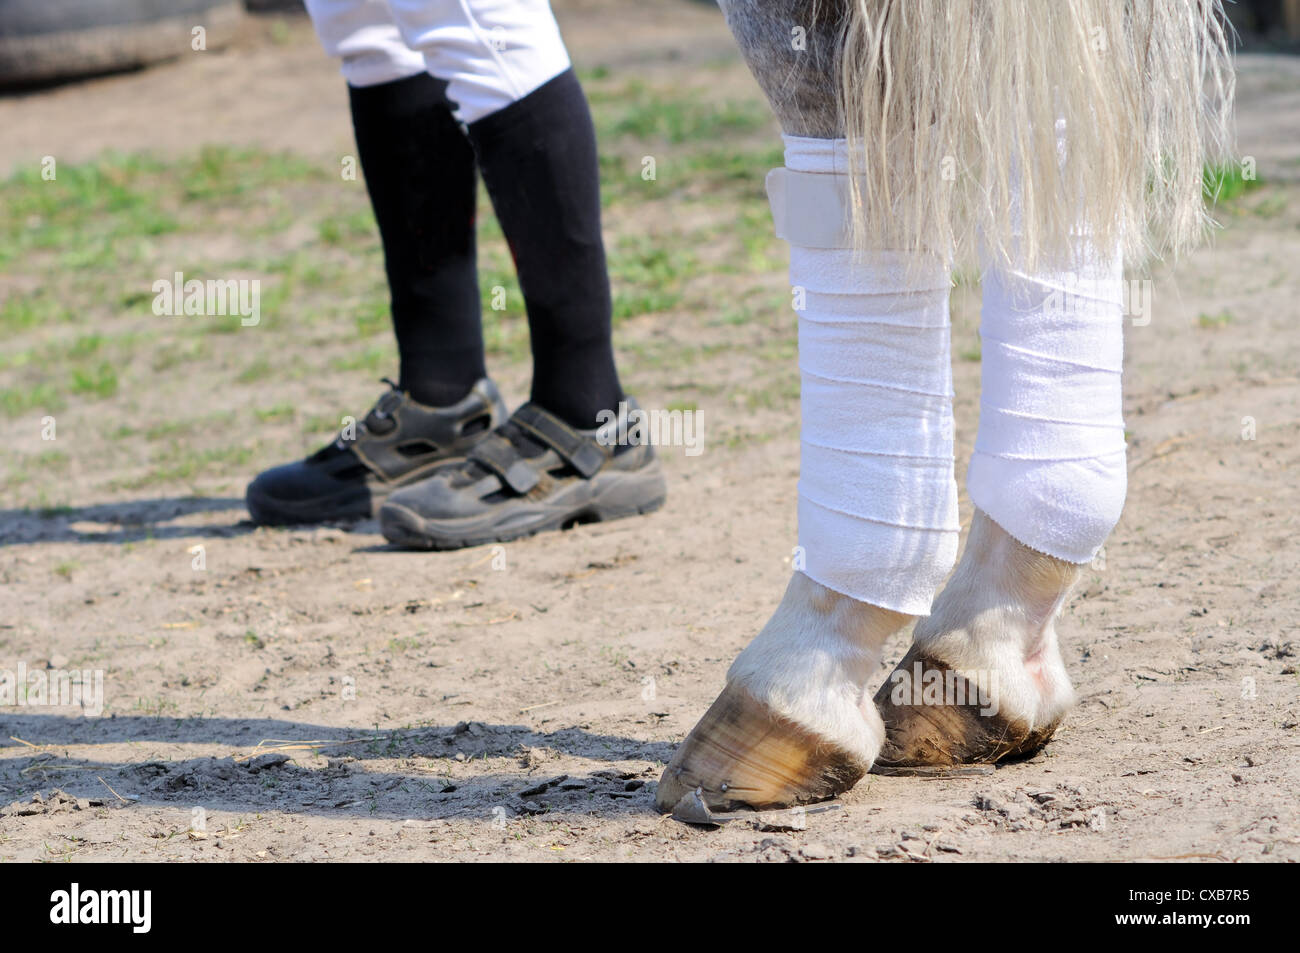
[720,0,847,138]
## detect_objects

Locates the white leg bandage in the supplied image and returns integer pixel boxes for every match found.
[768,136,960,616]
[969,234,1127,564]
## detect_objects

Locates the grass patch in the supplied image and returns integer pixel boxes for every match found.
[318,209,375,246]
[1204,163,1262,204]
[69,362,118,399]
[254,402,296,422]
[0,291,73,333]
[0,382,63,416]
[608,234,698,322]
[115,443,257,490]
[1196,309,1234,329]
[331,344,394,376]
[595,81,770,144]
[237,357,275,384]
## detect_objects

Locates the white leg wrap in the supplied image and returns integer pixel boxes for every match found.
[969,238,1127,564]
[769,136,959,616]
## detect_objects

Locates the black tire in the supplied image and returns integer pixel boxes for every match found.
[0,0,243,87]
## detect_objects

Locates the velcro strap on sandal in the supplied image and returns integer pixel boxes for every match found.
[512,404,607,478]
[469,433,540,495]
[360,387,404,436]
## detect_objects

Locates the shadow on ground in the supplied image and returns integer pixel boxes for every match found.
[0,714,675,821]
[3,496,253,546]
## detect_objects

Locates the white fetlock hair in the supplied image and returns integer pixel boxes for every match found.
[914,511,1080,728]
[727,572,911,762]
[837,0,1235,269]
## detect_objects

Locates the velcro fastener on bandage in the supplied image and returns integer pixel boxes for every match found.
[765,167,853,249]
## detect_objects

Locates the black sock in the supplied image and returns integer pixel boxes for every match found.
[465,69,623,430]
[349,73,486,408]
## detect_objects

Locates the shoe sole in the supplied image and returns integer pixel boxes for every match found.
[245,455,475,526]
[245,484,383,526]
[379,464,667,551]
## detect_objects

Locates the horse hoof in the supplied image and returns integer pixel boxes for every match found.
[871,644,1062,770]
[655,682,870,813]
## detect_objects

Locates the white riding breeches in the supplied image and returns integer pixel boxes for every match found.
[304,0,571,122]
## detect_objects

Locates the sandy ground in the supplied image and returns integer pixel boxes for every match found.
[1,1,1297,862]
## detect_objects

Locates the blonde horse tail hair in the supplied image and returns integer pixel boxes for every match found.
[837,0,1235,269]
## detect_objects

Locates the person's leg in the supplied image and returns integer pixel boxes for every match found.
[386,0,621,428]
[307,0,487,406]
[656,1,961,813]
[874,204,1126,767]
[247,0,507,526]
[377,0,663,551]
[350,74,487,407]
[464,71,622,427]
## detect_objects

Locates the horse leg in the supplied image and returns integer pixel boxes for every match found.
[658,0,962,812]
